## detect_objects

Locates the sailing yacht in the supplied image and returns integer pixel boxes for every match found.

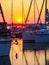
[34,28,49,43]
[23,29,35,43]
[23,0,49,43]
[34,0,49,43]
[22,0,35,43]
[0,4,11,56]
[0,22,11,56]
[0,22,11,65]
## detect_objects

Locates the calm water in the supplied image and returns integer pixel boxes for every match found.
[10,38,49,65]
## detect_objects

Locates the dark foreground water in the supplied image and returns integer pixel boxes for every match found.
[10,38,49,65]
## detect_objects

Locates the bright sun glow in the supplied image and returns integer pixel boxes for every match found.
[17,18,22,24]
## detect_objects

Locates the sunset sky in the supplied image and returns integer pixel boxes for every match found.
[0,0,49,24]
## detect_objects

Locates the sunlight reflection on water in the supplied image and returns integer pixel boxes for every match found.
[10,38,49,65]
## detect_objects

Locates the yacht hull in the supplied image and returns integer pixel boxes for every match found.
[23,31,35,43]
[0,38,11,56]
[35,34,49,43]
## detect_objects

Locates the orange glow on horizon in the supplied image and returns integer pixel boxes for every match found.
[0,0,49,24]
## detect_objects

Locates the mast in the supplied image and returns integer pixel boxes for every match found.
[11,0,13,63]
[45,1,47,65]
[11,0,13,27]
[0,4,6,23]
[45,0,47,24]
[22,0,23,26]
[34,0,35,24]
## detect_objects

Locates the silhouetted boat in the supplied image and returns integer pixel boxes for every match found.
[0,22,11,56]
[34,29,49,43]
[23,30,35,43]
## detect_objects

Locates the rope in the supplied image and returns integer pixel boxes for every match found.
[11,0,13,27]
[34,0,35,24]
[0,4,6,23]
[37,0,45,24]
[35,0,41,23]
[25,0,33,24]
[45,0,47,24]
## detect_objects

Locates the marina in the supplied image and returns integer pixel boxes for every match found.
[0,0,49,65]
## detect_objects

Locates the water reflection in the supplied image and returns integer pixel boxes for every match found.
[10,38,49,65]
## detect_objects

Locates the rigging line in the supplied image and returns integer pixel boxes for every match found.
[22,0,23,24]
[0,4,6,23]
[34,0,35,24]
[11,0,13,64]
[11,0,13,26]
[45,0,47,24]
[45,1,47,63]
[37,0,45,24]
[35,0,41,23]
[25,0,33,24]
